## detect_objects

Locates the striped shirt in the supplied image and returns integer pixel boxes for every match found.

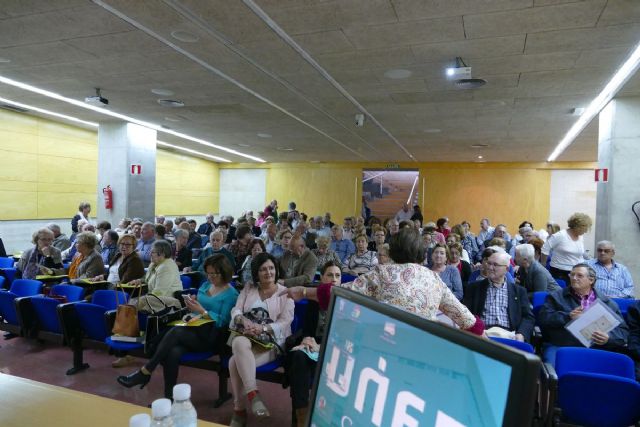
[587,259,635,298]
[483,281,511,329]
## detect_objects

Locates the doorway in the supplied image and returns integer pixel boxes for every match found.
[362,170,419,221]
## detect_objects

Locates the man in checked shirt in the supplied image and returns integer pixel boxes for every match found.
[463,251,535,342]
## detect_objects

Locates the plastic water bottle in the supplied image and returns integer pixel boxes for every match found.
[129,413,151,427]
[151,398,174,427]
[171,384,197,427]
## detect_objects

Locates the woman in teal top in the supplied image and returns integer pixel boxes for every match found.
[118,254,239,399]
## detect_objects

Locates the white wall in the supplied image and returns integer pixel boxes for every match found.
[218,169,267,219]
[549,169,597,254]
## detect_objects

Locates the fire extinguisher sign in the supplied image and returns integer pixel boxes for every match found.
[130,164,142,175]
[594,168,608,182]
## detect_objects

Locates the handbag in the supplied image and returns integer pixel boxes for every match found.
[143,295,187,356]
[230,307,283,353]
[112,283,143,337]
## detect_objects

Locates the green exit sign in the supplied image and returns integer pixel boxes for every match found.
[385,163,400,169]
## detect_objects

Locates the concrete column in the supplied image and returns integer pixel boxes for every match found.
[596,97,640,293]
[96,122,157,224]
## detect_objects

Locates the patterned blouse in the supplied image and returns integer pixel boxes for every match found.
[318,263,477,330]
[312,249,343,270]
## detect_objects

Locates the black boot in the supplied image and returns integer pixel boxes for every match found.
[117,369,151,389]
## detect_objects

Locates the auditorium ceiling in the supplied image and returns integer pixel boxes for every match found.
[0,0,639,163]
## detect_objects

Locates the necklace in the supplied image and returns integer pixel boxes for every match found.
[258,284,276,300]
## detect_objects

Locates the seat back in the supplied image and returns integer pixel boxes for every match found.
[0,257,13,268]
[0,290,19,324]
[558,372,640,427]
[532,291,548,317]
[180,275,192,290]
[75,303,109,341]
[0,276,5,290]
[341,273,358,283]
[556,279,567,289]
[91,290,127,310]
[555,347,636,379]
[9,279,43,297]
[50,284,85,302]
[30,296,64,334]
[291,299,309,335]
[490,337,534,353]
[611,298,637,318]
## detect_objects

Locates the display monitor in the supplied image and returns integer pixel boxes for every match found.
[308,287,540,427]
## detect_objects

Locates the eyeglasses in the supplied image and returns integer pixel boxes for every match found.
[569,273,589,279]
[596,248,613,253]
[486,262,508,269]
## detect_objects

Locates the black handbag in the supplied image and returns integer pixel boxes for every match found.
[143,296,186,356]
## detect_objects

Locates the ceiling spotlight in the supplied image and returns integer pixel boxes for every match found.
[477,155,483,159]
[277,147,294,151]
[446,57,486,89]
[471,143,489,148]
[157,99,185,108]
[570,107,585,116]
[170,30,199,43]
[257,133,272,138]
[151,88,174,96]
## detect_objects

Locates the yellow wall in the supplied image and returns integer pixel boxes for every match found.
[0,109,98,220]
[264,163,362,222]
[222,161,594,233]
[155,150,219,216]
[0,109,219,219]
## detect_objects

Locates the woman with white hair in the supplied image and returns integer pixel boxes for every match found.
[17,228,63,279]
[514,243,560,301]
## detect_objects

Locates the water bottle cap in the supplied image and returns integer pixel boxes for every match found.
[151,398,172,417]
[129,413,151,427]
[173,383,191,401]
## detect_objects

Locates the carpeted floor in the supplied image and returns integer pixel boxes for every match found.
[0,335,294,426]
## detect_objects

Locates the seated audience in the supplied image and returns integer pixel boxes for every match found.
[483,224,512,253]
[94,234,144,285]
[422,222,445,244]
[186,223,203,253]
[228,253,294,424]
[17,228,63,279]
[239,239,266,286]
[538,263,629,365]
[384,219,400,243]
[367,226,386,252]
[197,213,216,236]
[329,225,355,264]
[136,222,156,267]
[436,217,450,238]
[286,261,341,426]
[429,244,463,300]
[282,228,484,335]
[71,201,92,234]
[587,240,635,298]
[96,220,111,240]
[130,221,143,239]
[530,237,544,262]
[163,220,175,243]
[100,230,119,265]
[118,254,238,399]
[476,218,495,247]
[546,222,561,237]
[468,247,499,283]
[172,229,192,272]
[271,229,293,259]
[541,212,592,285]
[261,223,278,253]
[58,232,105,282]
[395,203,412,222]
[312,235,342,270]
[229,225,253,267]
[48,223,71,251]
[115,218,131,234]
[194,231,236,274]
[463,251,534,342]
[154,224,166,241]
[451,223,479,263]
[309,216,330,239]
[129,240,183,298]
[376,243,391,265]
[514,243,559,301]
[448,242,472,285]
[445,232,470,263]
[343,234,378,276]
[280,236,318,287]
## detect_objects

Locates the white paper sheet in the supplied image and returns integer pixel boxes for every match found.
[565,300,621,347]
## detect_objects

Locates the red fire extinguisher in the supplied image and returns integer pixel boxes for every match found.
[103,185,113,209]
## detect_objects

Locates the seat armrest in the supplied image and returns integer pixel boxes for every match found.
[57,302,81,342]
[104,309,117,333]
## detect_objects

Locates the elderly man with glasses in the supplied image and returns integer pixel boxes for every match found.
[463,251,534,342]
[587,240,635,298]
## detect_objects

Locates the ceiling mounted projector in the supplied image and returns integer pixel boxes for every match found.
[446,57,487,89]
[85,87,108,107]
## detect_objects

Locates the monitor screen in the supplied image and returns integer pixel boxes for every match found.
[308,288,539,427]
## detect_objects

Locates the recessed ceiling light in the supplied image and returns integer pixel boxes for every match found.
[383,69,412,79]
[477,155,483,159]
[0,58,11,63]
[257,133,272,138]
[471,144,489,148]
[151,88,174,96]
[157,99,185,108]
[170,30,199,43]
[423,128,441,134]
[164,115,182,122]
[237,143,251,147]
[277,147,294,151]
[569,107,585,116]
[0,96,98,127]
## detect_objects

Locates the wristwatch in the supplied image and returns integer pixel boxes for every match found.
[262,325,268,333]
